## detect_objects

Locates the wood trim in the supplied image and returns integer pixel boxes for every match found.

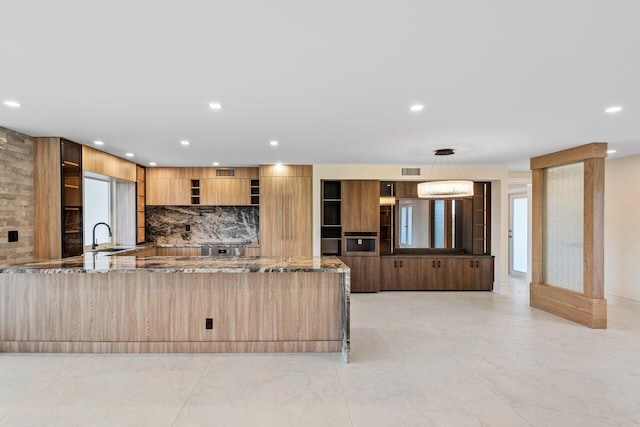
[583,158,605,298]
[33,138,62,259]
[530,283,607,329]
[531,169,543,285]
[530,142,608,170]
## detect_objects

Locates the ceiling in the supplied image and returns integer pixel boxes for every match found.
[1,1,639,170]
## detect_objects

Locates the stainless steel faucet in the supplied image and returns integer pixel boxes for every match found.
[92,222,112,250]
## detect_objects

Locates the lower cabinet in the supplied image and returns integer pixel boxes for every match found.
[380,256,494,291]
[340,256,380,292]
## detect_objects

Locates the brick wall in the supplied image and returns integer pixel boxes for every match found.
[0,126,34,263]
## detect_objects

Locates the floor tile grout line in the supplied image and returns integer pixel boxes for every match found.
[332,358,355,427]
[170,354,215,427]
[0,353,97,423]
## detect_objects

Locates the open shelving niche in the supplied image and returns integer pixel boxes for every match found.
[321,180,342,256]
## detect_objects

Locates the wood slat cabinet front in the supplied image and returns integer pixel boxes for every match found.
[380,256,494,291]
[339,256,380,292]
[259,165,312,257]
[341,180,380,232]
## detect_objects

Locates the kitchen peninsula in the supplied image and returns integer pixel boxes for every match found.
[0,248,350,362]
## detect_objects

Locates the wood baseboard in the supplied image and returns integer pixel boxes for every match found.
[530,283,607,329]
[0,340,342,354]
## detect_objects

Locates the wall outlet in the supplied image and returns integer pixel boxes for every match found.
[186,224,191,231]
[205,318,213,329]
[8,231,18,242]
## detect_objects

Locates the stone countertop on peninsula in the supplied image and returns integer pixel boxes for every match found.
[0,255,349,274]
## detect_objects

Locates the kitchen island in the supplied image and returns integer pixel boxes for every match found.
[0,250,350,362]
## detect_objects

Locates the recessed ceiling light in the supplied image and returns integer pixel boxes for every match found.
[181,140,190,146]
[149,162,157,166]
[270,140,279,146]
[607,150,617,154]
[605,106,623,113]
[410,104,424,112]
[125,153,134,157]
[213,162,220,166]
[275,162,283,168]
[209,103,222,110]
[94,140,104,146]
[3,100,21,107]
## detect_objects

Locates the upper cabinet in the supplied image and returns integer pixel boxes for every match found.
[341,180,380,232]
[259,165,312,257]
[145,167,259,206]
[82,146,136,181]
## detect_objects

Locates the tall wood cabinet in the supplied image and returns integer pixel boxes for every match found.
[34,138,84,259]
[259,165,312,257]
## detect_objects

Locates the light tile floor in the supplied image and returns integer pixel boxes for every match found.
[1,278,640,426]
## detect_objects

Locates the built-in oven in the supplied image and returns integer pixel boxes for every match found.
[343,232,378,256]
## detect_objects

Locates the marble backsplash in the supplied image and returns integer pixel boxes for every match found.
[145,206,258,245]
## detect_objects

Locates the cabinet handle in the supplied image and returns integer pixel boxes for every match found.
[394,260,397,268]
[476,260,479,268]
[432,260,435,268]
[438,260,441,268]
[470,260,473,268]
[399,260,403,268]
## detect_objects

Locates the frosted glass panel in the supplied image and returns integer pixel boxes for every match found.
[543,162,584,293]
[512,198,528,273]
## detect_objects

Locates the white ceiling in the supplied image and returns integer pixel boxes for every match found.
[1,1,639,170]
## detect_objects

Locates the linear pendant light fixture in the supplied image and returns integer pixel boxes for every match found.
[417,149,474,199]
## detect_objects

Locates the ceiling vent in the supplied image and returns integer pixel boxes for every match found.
[401,168,421,176]
[216,168,235,177]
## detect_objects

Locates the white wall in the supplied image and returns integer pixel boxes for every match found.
[605,154,640,302]
[313,164,511,290]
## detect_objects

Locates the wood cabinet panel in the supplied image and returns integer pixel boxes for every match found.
[395,181,419,198]
[341,180,380,233]
[146,179,191,205]
[34,138,62,259]
[200,179,251,205]
[82,146,136,181]
[259,165,312,177]
[339,256,380,292]
[380,256,494,291]
[259,175,312,257]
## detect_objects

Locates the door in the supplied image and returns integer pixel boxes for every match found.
[509,193,528,279]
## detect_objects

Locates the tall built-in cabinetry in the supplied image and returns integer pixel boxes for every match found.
[260,165,312,257]
[34,138,83,258]
[321,180,381,292]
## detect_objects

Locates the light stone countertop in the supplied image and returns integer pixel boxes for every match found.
[0,253,349,274]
